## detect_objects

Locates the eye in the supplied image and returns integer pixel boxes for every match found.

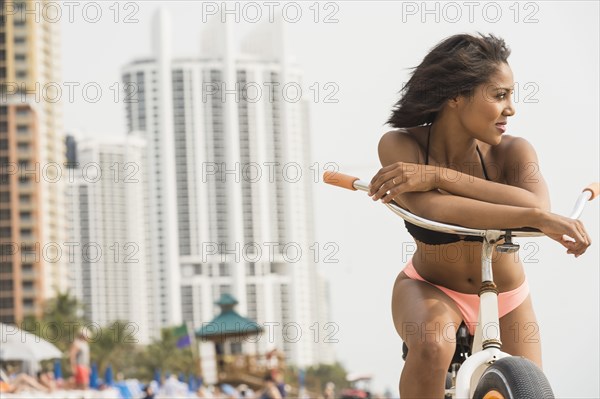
[497,92,507,99]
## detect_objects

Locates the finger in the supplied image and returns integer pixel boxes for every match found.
[571,223,586,246]
[371,183,389,201]
[370,163,406,195]
[381,187,400,203]
[374,181,396,201]
[369,170,386,194]
[577,222,591,246]
[369,164,396,189]
[371,174,399,200]
[371,171,399,195]
[560,238,585,256]
[566,226,586,247]
[369,173,385,196]
[568,237,585,255]
[561,239,578,251]
[368,174,380,195]
[384,183,411,203]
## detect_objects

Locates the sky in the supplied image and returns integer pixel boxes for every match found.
[57,1,599,396]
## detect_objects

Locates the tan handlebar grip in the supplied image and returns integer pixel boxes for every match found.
[323,171,359,191]
[583,182,599,201]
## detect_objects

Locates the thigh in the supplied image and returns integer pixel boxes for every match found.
[392,273,464,348]
[499,294,543,368]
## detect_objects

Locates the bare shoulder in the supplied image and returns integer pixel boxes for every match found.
[377,128,423,166]
[490,134,540,165]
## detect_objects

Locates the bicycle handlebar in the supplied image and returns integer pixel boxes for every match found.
[323,171,598,239]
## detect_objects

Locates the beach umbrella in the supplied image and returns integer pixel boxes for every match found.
[53,359,63,380]
[105,365,113,386]
[0,323,62,362]
[90,363,99,389]
[188,374,197,392]
[153,368,161,386]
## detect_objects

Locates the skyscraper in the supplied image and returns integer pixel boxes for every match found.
[0,0,67,324]
[65,133,150,344]
[120,10,182,337]
[122,8,334,365]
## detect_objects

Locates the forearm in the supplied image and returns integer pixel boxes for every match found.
[435,166,549,210]
[403,190,544,230]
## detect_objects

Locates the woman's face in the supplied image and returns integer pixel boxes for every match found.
[456,62,516,145]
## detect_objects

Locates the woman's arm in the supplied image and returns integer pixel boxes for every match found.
[370,133,551,211]
[436,136,550,210]
[403,189,540,229]
[370,131,590,255]
[371,131,537,227]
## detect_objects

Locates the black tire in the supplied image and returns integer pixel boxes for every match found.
[473,356,554,399]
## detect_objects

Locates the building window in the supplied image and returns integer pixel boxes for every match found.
[0,280,14,290]
[0,210,10,221]
[0,298,14,309]
[219,263,229,276]
[0,263,12,274]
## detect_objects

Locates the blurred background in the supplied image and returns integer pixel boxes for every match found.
[0,1,598,398]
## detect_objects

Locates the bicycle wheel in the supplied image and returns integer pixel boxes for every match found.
[473,356,554,399]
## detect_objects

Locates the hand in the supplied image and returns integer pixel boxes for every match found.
[368,162,438,202]
[535,211,591,257]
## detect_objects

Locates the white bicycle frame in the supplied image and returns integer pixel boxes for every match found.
[335,175,596,399]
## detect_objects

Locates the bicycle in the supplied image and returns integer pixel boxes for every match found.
[323,170,598,399]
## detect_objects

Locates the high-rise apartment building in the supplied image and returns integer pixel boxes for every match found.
[0,0,67,324]
[119,10,183,338]
[65,133,150,344]
[121,9,335,365]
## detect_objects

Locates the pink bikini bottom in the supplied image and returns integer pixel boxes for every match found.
[402,258,530,335]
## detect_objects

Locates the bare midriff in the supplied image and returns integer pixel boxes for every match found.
[407,239,526,294]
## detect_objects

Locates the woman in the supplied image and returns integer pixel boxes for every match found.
[367,33,591,398]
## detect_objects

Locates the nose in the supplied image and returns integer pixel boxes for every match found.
[504,97,516,117]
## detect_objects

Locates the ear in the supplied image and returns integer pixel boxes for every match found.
[446,96,462,109]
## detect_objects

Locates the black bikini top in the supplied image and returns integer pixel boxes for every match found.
[404,124,490,245]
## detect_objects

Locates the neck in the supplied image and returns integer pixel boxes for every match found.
[429,114,479,167]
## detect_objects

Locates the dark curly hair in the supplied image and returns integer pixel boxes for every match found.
[385,32,511,128]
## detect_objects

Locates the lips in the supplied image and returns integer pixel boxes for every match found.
[495,123,507,133]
